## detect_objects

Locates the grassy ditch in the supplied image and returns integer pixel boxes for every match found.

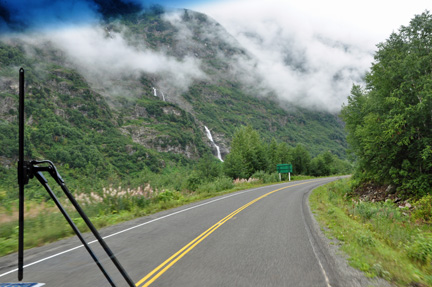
[0,174,314,258]
[310,179,432,286]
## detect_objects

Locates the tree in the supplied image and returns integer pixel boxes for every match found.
[310,152,331,177]
[224,126,267,178]
[196,154,223,179]
[277,142,291,166]
[341,11,432,196]
[266,138,280,172]
[291,144,311,175]
[266,139,292,173]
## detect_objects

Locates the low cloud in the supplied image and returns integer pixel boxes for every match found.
[191,0,383,112]
[2,0,430,113]
[237,25,371,112]
[5,22,206,100]
[0,0,206,100]
[44,25,205,94]
[162,9,265,93]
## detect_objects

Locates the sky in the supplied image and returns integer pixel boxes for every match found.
[188,0,431,47]
[0,0,431,112]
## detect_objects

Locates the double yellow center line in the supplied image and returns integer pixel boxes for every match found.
[135,181,316,287]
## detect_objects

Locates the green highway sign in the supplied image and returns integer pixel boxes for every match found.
[277,164,292,174]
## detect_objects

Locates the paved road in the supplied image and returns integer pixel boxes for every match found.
[0,177,343,286]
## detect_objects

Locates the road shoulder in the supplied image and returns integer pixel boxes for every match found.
[304,185,393,287]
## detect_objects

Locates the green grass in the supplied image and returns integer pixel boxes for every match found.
[310,179,432,286]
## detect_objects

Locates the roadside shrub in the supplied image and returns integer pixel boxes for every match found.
[411,194,432,223]
[251,170,266,182]
[186,171,202,191]
[356,232,375,247]
[370,263,391,280]
[354,202,378,221]
[0,221,16,239]
[374,201,403,222]
[327,188,339,203]
[263,172,279,183]
[75,185,154,214]
[0,238,17,256]
[406,234,432,266]
[215,176,235,191]
[327,178,351,204]
[156,190,183,203]
[251,171,278,183]
[197,176,234,193]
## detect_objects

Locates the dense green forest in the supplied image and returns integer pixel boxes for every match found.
[341,11,432,198]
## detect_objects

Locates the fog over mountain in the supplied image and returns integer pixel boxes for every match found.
[0,1,207,101]
[193,0,431,112]
[0,0,354,112]
[191,5,373,112]
[1,0,430,112]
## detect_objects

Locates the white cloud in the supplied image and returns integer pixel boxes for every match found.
[191,0,431,112]
[5,0,431,112]
[20,23,206,98]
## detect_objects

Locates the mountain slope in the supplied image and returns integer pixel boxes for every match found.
[0,7,347,176]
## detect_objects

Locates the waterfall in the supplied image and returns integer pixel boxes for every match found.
[204,126,223,162]
[161,91,166,102]
[152,87,166,102]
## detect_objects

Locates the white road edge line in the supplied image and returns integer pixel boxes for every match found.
[0,182,297,279]
[302,184,332,287]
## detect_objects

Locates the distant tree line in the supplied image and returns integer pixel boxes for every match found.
[223,125,352,179]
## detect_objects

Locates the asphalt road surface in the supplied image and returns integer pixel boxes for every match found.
[1,177,350,287]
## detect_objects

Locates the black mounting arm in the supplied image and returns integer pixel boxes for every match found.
[17,68,135,287]
[29,161,116,287]
[31,160,136,287]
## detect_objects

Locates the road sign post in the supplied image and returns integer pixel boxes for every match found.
[276,164,293,181]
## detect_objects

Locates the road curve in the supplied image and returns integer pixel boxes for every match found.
[0,177,343,286]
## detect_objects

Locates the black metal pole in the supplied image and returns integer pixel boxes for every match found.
[18,68,25,281]
[33,171,117,287]
[58,181,136,287]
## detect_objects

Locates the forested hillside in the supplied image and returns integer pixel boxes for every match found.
[0,7,348,196]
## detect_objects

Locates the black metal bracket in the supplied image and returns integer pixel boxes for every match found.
[17,68,135,287]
